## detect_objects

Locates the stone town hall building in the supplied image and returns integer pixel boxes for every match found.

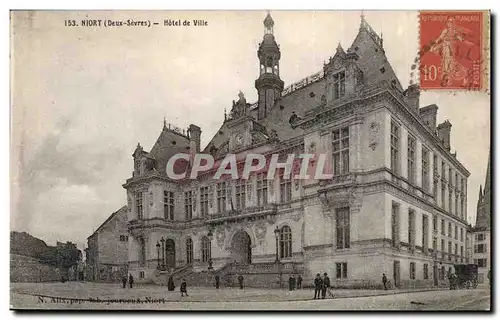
[122,14,470,288]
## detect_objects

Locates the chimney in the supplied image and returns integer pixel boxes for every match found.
[405,84,420,112]
[188,124,202,153]
[436,120,452,151]
[419,104,438,130]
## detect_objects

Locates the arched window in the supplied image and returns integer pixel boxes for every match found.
[280,226,292,259]
[186,238,193,264]
[201,236,211,263]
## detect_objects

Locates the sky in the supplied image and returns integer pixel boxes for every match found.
[10,11,490,252]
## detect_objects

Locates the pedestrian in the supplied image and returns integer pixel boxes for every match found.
[313,273,323,299]
[291,275,296,291]
[382,273,388,290]
[321,273,330,299]
[168,275,175,291]
[297,275,303,289]
[215,275,220,289]
[237,274,244,289]
[121,275,127,288]
[180,279,188,297]
[128,274,134,289]
[288,275,293,291]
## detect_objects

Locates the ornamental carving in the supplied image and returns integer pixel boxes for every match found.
[368,121,380,151]
[127,194,132,212]
[292,212,301,222]
[254,221,267,245]
[216,228,226,248]
[149,191,154,206]
[319,187,363,215]
[308,141,316,153]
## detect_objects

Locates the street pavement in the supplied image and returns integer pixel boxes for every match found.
[10,282,491,310]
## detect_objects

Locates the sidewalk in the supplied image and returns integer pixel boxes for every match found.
[11,282,454,303]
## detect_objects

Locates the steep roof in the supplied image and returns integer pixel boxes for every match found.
[150,124,191,174]
[88,206,127,239]
[347,17,404,92]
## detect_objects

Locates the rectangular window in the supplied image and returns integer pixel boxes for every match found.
[432,215,437,232]
[332,127,350,175]
[460,228,464,242]
[441,183,446,209]
[423,264,429,280]
[440,266,445,280]
[448,222,452,237]
[408,209,415,252]
[336,262,348,279]
[449,189,453,214]
[217,182,227,212]
[422,215,428,253]
[256,173,268,207]
[478,258,487,268]
[433,154,438,176]
[279,171,292,203]
[333,71,346,99]
[441,239,445,259]
[410,262,416,279]
[455,194,459,217]
[449,168,453,185]
[454,243,458,258]
[164,190,175,220]
[200,186,209,217]
[422,146,429,191]
[235,180,246,210]
[448,241,452,261]
[136,191,143,219]
[390,120,400,174]
[441,161,446,180]
[391,203,400,248]
[184,191,193,220]
[139,271,145,279]
[432,237,437,251]
[478,233,485,241]
[460,196,465,219]
[336,207,350,249]
[476,244,487,253]
[441,219,445,235]
[454,225,458,240]
[433,179,439,201]
[407,135,416,183]
[460,245,464,258]
[119,235,128,242]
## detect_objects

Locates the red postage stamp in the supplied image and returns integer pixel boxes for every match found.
[419,11,488,90]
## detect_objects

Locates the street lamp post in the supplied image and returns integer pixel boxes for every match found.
[207,229,214,270]
[156,242,161,269]
[161,237,166,270]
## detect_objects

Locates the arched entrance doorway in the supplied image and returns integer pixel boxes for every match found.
[165,239,175,268]
[231,231,252,264]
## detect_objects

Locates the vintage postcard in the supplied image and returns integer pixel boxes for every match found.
[10,10,491,311]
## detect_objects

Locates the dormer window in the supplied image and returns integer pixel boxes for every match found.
[333,71,346,99]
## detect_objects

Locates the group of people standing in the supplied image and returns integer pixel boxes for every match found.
[313,273,331,299]
[288,275,303,291]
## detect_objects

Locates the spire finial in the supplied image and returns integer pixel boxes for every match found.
[163,117,167,128]
[360,10,367,29]
[264,11,274,34]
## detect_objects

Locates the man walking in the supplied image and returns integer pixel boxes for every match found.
[382,273,388,290]
[215,275,220,289]
[237,274,244,289]
[321,273,330,299]
[313,273,323,299]
[180,279,188,297]
[297,275,303,289]
[121,275,127,289]
[128,274,134,289]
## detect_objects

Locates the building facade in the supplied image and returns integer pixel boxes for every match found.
[471,152,491,285]
[86,206,129,282]
[123,14,470,288]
